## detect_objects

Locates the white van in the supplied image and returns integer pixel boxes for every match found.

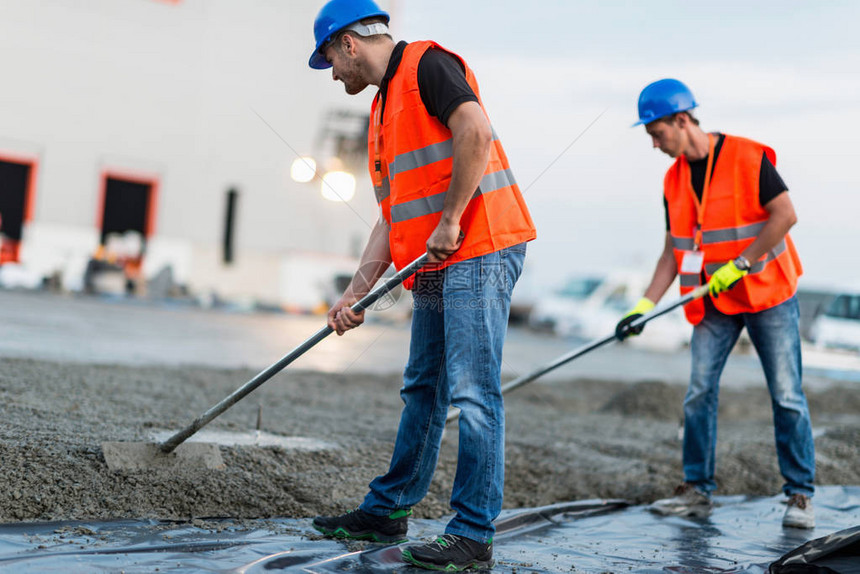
[528,272,692,351]
[810,287,860,351]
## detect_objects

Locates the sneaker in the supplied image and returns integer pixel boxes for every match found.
[650,483,713,518]
[402,533,494,571]
[782,493,815,529]
[312,508,411,543]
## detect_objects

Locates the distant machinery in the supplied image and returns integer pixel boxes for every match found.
[290,108,370,203]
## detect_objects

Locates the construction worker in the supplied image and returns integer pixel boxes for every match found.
[616,79,815,528]
[307,0,536,570]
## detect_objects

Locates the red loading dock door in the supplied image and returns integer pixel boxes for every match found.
[0,158,35,264]
[99,175,156,245]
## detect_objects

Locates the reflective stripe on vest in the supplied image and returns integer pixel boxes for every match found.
[389,128,500,181]
[671,221,767,251]
[374,176,390,203]
[390,168,516,223]
[702,221,765,244]
[679,274,701,287]
[671,236,696,251]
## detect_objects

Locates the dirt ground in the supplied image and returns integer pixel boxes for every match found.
[1,356,858,523]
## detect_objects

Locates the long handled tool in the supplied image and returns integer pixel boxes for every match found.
[445,284,709,425]
[103,253,429,471]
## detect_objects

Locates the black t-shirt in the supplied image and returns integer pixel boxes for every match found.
[663,133,788,230]
[379,41,479,127]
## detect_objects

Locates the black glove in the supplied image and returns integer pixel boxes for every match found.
[615,297,655,341]
[615,313,645,341]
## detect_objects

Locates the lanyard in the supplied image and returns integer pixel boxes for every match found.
[690,133,715,250]
[371,93,383,187]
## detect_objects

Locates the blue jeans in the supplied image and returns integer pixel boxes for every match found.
[683,295,815,497]
[360,243,527,543]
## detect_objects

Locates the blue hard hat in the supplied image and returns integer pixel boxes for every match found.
[633,78,698,127]
[309,0,390,70]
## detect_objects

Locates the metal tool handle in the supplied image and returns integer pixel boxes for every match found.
[160,253,430,453]
[445,284,709,424]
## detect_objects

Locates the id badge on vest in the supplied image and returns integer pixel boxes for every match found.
[680,250,704,274]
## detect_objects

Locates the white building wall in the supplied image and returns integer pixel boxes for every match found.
[0,0,388,305]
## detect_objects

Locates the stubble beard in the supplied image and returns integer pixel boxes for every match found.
[344,80,368,95]
[341,58,369,95]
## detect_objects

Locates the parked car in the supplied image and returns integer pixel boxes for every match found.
[529,272,692,351]
[810,286,860,351]
[528,274,604,334]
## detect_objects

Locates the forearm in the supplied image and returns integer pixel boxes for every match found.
[643,234,678,304]
[346,218,393,300]
[441,103,492,225]
[739,211,796,264]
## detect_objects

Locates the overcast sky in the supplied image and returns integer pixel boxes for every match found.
[393,0,860,295]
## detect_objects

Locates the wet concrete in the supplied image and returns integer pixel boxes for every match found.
[101,441,225,472]
[1,355,858,524]
[149,430,339,451]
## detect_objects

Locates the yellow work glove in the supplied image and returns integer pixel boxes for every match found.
[708,260,748,298]
[615,297,656,341]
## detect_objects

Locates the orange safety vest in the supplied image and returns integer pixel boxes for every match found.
[368,41,536,289]
[665,134,802,325]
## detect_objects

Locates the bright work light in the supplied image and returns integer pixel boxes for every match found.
[290,156,317,183]
[320,170,355,202]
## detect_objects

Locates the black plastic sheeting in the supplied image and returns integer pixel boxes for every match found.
[769,524,860,574]
[0,486,857,573]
